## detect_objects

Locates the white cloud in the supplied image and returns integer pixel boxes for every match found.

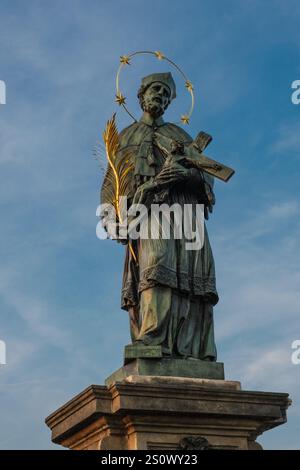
[268,201,299,218]
[270,121,300,155]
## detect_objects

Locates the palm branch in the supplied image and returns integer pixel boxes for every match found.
[102,114,137,262]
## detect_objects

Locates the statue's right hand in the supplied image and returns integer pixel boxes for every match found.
[132,179,156,206]
[116,237,128,245]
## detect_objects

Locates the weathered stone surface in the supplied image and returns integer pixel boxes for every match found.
[124,374,241,390]
[105,357,224,386]
[45,385,111,445]
[45,376,290,450]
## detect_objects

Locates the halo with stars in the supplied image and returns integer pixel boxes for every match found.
[115,50,195,125]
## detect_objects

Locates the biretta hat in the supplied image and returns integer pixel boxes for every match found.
[140,72,176,100]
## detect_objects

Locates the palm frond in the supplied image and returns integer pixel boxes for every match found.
[101,114,137,262]
[93,140,107,174]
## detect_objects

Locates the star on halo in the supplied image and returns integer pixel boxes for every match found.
[185,80,194,92]
[115,92,126,106]
[120,55,131,66]
[181,114,190,125]
[154,51,165,60]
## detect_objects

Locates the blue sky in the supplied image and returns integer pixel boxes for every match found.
[0,0,300,449]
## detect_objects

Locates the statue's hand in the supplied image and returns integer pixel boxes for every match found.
[100,207,129,244]
[132,179,156,207]
[157,157,190,183]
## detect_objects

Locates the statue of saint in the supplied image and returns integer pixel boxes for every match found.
[101,72,219,361]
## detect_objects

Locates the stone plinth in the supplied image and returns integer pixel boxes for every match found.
[106,357,224,386]
[45,375,290,450]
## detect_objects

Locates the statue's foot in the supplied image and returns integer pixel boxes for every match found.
[180,355,216,362]
[161,346,171,356]
[202,355,215,362]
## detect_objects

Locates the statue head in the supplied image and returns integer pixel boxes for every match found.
[138,72,176,118]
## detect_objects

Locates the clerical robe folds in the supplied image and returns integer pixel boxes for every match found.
[110,115,219,361]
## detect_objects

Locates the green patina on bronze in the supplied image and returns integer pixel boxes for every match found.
[101,72,233,367]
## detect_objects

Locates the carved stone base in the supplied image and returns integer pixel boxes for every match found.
[45,375,290,450]
[106,357,224,386]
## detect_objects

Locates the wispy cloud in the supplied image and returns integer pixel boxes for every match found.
[271,121,300,155]
[268,201,299,218]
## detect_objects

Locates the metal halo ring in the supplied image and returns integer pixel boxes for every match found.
[115,50,194,125]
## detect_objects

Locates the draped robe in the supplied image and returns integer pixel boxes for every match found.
[101,113,219,360]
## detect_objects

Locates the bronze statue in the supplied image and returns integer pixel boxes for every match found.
[101,70,233,362]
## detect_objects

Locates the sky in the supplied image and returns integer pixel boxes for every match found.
[0,0,300,450]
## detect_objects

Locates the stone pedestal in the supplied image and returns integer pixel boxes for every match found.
[106,357,224,386]
[45,374,290,450]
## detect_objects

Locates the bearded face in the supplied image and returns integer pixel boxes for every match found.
[140,82,171,118]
